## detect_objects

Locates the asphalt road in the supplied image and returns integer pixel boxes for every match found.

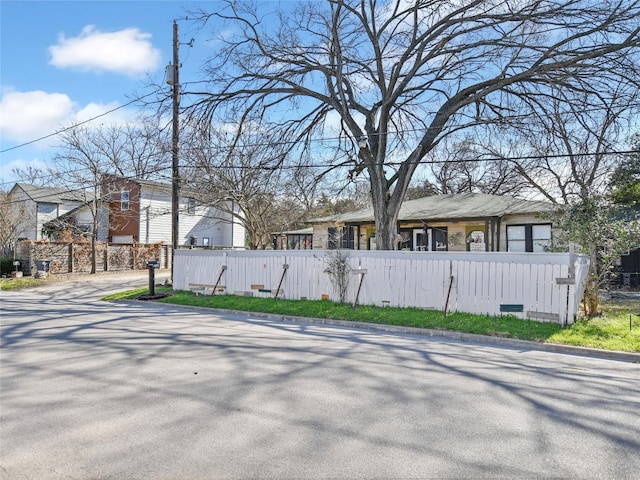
[1,272,639,479]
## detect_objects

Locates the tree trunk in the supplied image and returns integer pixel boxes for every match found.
[370,187,401,251]
[90,234,97,274]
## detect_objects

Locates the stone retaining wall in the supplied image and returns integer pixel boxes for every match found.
[15,240,171,275]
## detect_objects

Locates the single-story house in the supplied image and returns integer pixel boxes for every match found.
[309,192,558,252]
[101,174,245,248]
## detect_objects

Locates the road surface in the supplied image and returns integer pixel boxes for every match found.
[1,272,639,479]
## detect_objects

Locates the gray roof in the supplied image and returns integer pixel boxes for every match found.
[277,227,314,235]
[13,183,94,204]
[309,193,557,224]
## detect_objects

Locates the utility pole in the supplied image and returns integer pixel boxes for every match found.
[170,20,180,280]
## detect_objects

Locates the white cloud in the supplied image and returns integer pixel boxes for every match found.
[0,157,50,185]
[0,90,76,143]
[0,89,137,144]
[49,25,162,76]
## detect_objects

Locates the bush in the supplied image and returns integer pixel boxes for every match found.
[0,258,16,276]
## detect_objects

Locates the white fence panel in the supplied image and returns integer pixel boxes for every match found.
[173,249,588,324]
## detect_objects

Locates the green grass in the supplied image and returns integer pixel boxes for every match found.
[545,299,640,352]
[0,277,49,290]
[96,288,639,352]
[154,290,563,341]
[102,286,173,301]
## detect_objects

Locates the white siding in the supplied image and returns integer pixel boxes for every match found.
[10,189,38,240]
[71,204,109,242]
[139,186,246,247]
[182,205,230,247]
[140,188,173,244]
[36,203,59,240]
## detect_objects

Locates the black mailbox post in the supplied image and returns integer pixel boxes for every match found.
[146,260,160,296]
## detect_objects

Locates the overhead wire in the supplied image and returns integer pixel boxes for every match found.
[1,165,173,207]
[0,90,164,154]
[3,146,638,194]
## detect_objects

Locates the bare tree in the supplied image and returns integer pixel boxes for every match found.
[0,190,33,258]
[424,138,525,195]
[51,127,111,273]
[9,166,47,185]
[485,82,639,204]
[186,0,640,249]
[105,118,170,180]
[51,122,169,271]
[182,125,298,249]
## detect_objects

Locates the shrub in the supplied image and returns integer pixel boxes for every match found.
[0,258,16,276]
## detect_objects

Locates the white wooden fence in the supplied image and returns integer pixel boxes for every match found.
[174,249,589,325]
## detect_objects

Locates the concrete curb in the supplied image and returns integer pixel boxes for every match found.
[116,299,640,364]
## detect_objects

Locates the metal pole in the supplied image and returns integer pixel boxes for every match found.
[171,20,180,281]
[149,266,156,296]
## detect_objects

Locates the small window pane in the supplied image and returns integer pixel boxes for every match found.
[120,191,130,211]
[508,240,527,252]
[532,224,551,252]
[507,225,526,240]
[532,224,551,240]
[187,198,196,215]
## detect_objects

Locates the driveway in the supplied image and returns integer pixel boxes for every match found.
[1,272,639,479]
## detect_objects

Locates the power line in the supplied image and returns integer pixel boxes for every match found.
[1,166,172,207]
[177,148,640,169]
[0,91,162,154]
[3,147,637,192]
[5,87,637,156]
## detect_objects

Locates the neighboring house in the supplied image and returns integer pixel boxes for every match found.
[101,175,245,248]
[7,183,100,241]
[309,192,557,252]
[273,227,314,250]
[41,202,109,242]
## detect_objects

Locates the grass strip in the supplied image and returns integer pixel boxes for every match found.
[105,289,639,353]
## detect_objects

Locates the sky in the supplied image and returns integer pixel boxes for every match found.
[0,0,222,189]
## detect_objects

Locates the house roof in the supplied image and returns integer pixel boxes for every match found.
[309,193,557,224]
[11,183,94,204]
[277,227,314,235]
[102,174,204,200]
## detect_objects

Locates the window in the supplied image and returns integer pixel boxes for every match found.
[433,227,448,251]
[507,224,552,252]
[287,234,312,250]
[413,229,427,251]
[202,237,210,247]
[120,191,129,211]
[532,224,552,252]
[328,226,357,249]
[507,225,526,252]
[187,197,196,215]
